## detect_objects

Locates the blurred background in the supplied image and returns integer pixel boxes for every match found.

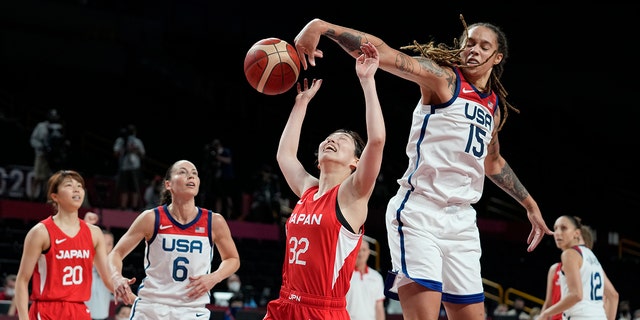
[0,1,637,319]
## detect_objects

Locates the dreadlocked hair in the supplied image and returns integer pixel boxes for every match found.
[399,14,520,132]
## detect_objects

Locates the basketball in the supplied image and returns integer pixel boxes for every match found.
[244,38,300,95]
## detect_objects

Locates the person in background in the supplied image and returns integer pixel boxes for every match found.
[537,215,618,320]
[618,301,632,320]
[246,163,283,223]
[293,15,552,320]
[509,297,529,320]
[109,159,240,319]
[227,273,257,308]
[527,307,541,320]
[143,175,163,209]
[84,209,115,320]
[541,224,595,320]
[223,293,245,320]
[83,211,100,226]
[113,124,146,211]
[493,303,511,317]
[386,299,402,316]
[263,42,385,319]
[346,238,385,320]
[0,274,16,301]
[113,303,132,320]
[201,138,236,218]
[14,170,115,319]
[29,108,68,201]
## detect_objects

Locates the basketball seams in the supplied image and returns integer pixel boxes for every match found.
[244,38,300,95]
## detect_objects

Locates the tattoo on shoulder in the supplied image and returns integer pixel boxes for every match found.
[446,72,455,95]
[325,29,364,52]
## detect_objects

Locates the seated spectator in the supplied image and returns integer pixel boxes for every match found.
[494,303,511,316]
[114,303,132,320]
[619,300,632,320]
[510,297,529,320]
[527,307,541,320]
[213,273,257,308]
[0,274,16,300]
[223,293,245,320]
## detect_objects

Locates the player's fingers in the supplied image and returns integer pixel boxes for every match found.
[295,45,310,70]
[527,230,542,252]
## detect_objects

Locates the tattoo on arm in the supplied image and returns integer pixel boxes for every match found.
[414,57,454,94]
[325,29,364,53]
[415,57,443,76]
[396,54,414,73]
[490,163,530,202]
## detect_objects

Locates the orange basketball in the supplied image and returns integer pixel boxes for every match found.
[244,38,300,95]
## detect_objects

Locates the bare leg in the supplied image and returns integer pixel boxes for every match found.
[398,282,442,320]
[443,301,486,320]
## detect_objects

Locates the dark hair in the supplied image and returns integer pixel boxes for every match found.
[47,109,60,122]
[563,215,583,229]
[400,14,519,132]
[159,163,174,205]
[314,129,366,172]
[334,129,365,158]
[46,170,85,211]
[581,224,594,249]
[561,215,595,247]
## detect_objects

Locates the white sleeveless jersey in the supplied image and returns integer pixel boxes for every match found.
[396,67,497,206]
[560,245,607,318]
[136,205,214,307]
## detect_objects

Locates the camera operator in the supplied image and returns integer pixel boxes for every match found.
[113,124,145,211]
[200,138,236,217]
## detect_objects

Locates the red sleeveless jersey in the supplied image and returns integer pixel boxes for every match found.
[265,185,362,319]
[30,216,95,303]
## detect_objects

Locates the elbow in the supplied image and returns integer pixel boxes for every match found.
[608,288,620,302]
[368,138,385,149]
[566,292,582,305]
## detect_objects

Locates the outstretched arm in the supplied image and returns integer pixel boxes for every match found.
[276,78,323,197]
[354,42,385,198]
[338,42,386,231]
[484,111,552,252]
[294,18,446,92]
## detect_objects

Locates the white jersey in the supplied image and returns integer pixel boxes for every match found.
[560,245,607,319]
[136,205,214,308]
[396,67,497,206]
[346,266,385,320]
[385,67,496,303]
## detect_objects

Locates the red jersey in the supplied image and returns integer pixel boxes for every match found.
[264,185,362,320]
[550,262,562,320]
[30,216,95,302]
